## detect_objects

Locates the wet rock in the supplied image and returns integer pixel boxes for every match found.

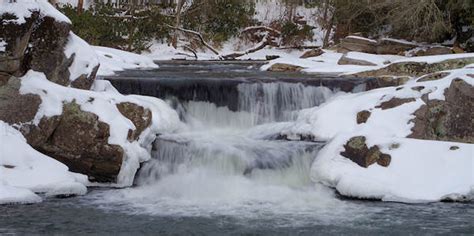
[300,48,324,58]
[267,63,303,72]
[338,54,377,66]
[117,102,152,141]
[376,38,417,55]
[356,110,371,124]
[337,36,377,54]
[340,136,391,168]
[409,79,474,144]
[376,97,416,110]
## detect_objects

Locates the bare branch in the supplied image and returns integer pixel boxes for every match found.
[166,24,220,55]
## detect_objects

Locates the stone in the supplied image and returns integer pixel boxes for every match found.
[356,110,371,124]
[414,46,453,57]
[300,48,324,58]
[340,136,391,168]
[0,77,41,124]
[267,63,303,72]
[265,55,280,60]
[376,97,416,110]
[376,38,417,55]
[37,102,124,183]
[449,146,459,150]
[0,10,97,90]
[338,54,377,66]
[409,79,474,144]
[117,102,152,141]
[337,36,377,54]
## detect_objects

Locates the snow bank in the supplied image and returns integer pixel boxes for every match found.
[312,135,474,202]
[19,71,181,187]
[284,68,474,202]
[0,121,87,204]
[94,46,158,76]
[0,0,71,24]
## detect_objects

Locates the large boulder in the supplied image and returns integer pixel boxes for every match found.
[338,54,377,66]
[409,78,474,144]
[337,36,377,54]
[0,8,98,90]
[267,63,303,72]
[300,48,324,58]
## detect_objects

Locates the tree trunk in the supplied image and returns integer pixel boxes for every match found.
[77,0,84,15]
[172,0,185,49]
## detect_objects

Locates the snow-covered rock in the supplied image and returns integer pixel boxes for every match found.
[283,67,474,202]
[0,121,87,204]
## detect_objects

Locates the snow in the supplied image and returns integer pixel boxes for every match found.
[19,71,181,187]
[312,136,474,202]
[0,185,41,205]
[281,68,474,202]
[0,121,87,204]
[94,46,159,76]
[0,39,6,52]
[64,32,100,81]
[0,0,71,24]
[346,36,378,44]
[392,53,474,64]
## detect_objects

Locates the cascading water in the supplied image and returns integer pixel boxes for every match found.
[96,62,361,219]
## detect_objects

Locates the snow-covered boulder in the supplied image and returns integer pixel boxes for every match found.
[0,1,181,187]
[0,0,98,90]
[283,67,474,202]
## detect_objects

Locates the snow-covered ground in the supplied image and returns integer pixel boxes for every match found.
[94,46,158,76]
[281,67,474,202]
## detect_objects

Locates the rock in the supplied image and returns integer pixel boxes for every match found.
[409,79,474,144]
[0,77,41,124]
[376,38,417,55]
[265,55,280,60]
[117,102,152,141]
[353,57,474,78]
[337,36,377,54]
[414,46,453,57]
[36,102,124,183]
[267,63,303,72]
[340,136,391,168]
[300,48,324,58]
[0,9,97,90]
[449,146,459,150]
[376,97,416,110]
[338,54,377,66]
[376,153,392,167]
[356,110,371,124]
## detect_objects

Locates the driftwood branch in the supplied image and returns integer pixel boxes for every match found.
[241,26,282,35]
[220,34,272,60]
[182,45,198,60]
